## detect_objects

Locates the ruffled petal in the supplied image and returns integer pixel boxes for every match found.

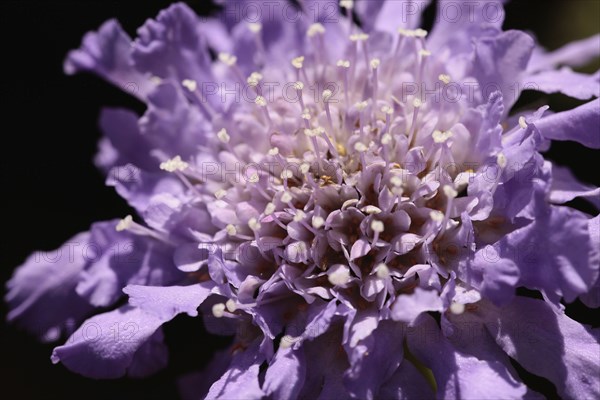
[263,347,306,400]
[95,108,156,173]
[344,320,405,400]
[123,282,216,320]
[391,288,443,322]
[51,306,165,378]
[536,98,600,149]
[205,339,265,400]
[473,297,600,399]
[6,231,93,341]
[526,68,600,100]
[428,0,506,55]
[501,200,597,302]
[528,34,600,73]
[407,313,528,399]
[549,163,600,208]
[75,227,182,307]
[471,30,535,110]
[132,3,213,86]
[64,19,154,100]
[356,0,432,33]
[378,357,436,400]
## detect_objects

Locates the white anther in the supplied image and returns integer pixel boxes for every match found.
[294,81,304,90]
[362,205,382,214]
[217,128,230,143]
[281,192,293,203]
[248,218,262,231]
[419,49,431,57]
[355,101,369,111]
[412,98,423,108]
[301,109,311,120]
[350,33,369,42]
[450,302,465,315]
[430,210,444,222]
[280,335,299,349]
[281,169,293,179]
[328,265,351,286]
[160,155,189,172]
[354,142,368,153]
[312,216,325,229]
[181,79,197,92]
[381,105,393,115]
[336,59,351,68]
[390,176,403,187]
[255,96,267,107]
[116,215,133,232]
[398,28,428,38]
[304,128,318,137]
[518,116,528,129]
[376,263,390,279]
[371,220,385,233]
[214,189,227,200]
[218,52,237,66]
[307,23,326,37]
[497,152,507,168]
[150,76,162,84]
[322,89,333,102]
[292,56,305,69]
[381,134,393,145]
[300,163,311,174]
[438,74,451,84]
[294,210,306,222]
[432,130,453,144]
[342,199,359,209]
[268,147,280,156]
[247,72,263,87]
[370,58,381,70]
[414,28,428,38]
[443,185,458,199]
[225,299,238,312]
[226,224,237,236]
[212,303,226,318]
[340,0,354,9]
[248,22,262,33]
[264,202,276,216]
[248,173,260,183]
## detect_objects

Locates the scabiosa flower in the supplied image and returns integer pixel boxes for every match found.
[7,1,600,398]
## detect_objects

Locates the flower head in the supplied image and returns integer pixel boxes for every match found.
[7,1,600,399]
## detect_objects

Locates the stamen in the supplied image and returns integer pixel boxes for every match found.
[217,128,231,144]
[518,116,528,129]
[328,265,351,286]
[225,299,238,312]
[160,155,189,172]
[264,202,276,216]
[312,216,325,229]
[375,263,390,278]
[407,98,423,146]
[212,303,226,318]
[337,59,351,107]
[450,302,465,315]
[226,224,237,236]
[371,219,385,244]
[248,218,262,232]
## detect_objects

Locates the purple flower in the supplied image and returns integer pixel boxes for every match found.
[7,1,600,399]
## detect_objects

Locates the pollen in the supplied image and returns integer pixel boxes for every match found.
[116,215,133,232]
[217,128,230,143]
[160,155,189,172]
[181,79,197,92]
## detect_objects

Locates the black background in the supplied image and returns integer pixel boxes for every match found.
[1,1,599,399]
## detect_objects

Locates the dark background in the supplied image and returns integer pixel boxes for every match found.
[1,1,598,399]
